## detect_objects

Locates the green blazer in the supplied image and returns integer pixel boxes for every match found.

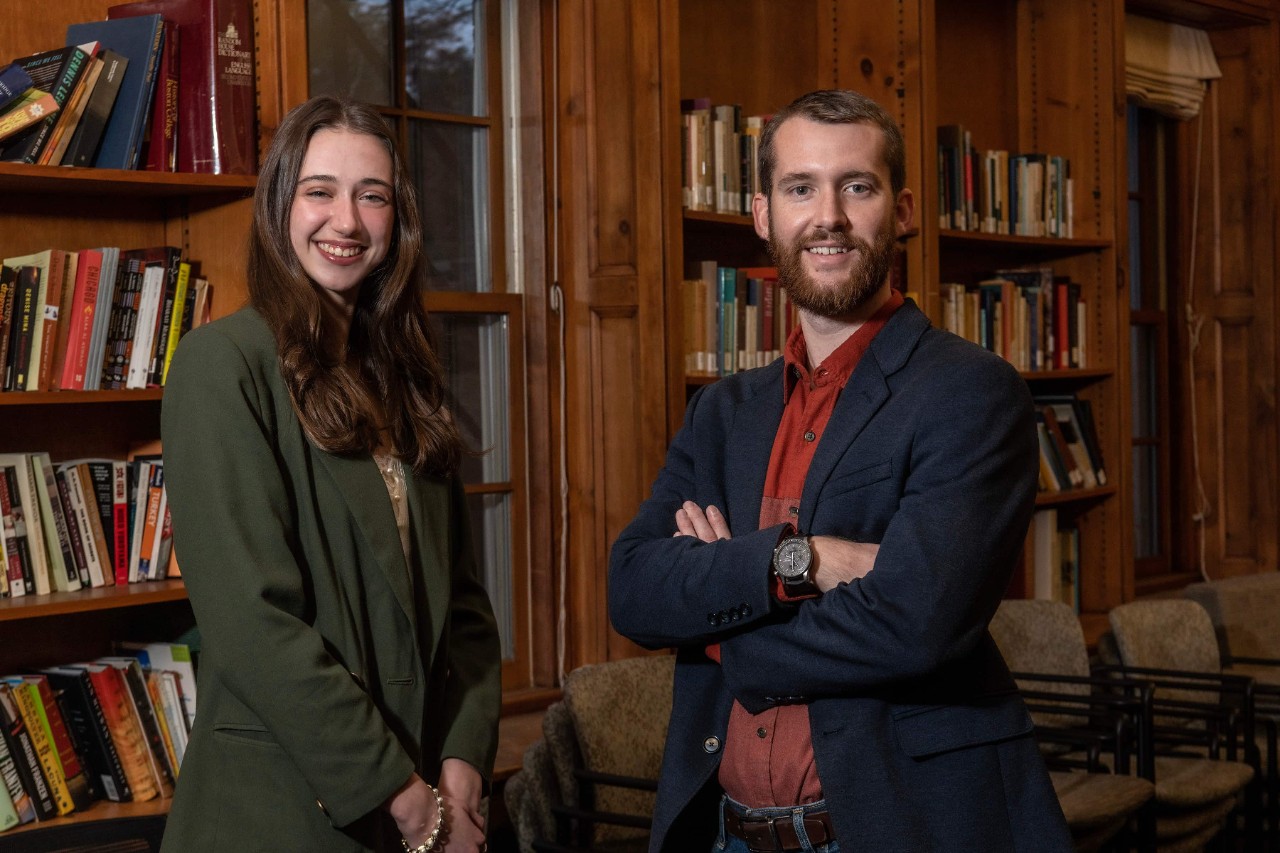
[159,308,501,852]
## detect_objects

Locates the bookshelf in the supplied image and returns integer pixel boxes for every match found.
[0,0,295,838]
[661,0,1130,644]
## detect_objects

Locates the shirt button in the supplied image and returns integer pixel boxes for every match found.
[703,736,721,753]
[804,430,816,442]
[756,727,767,738]
[788,506,798,516]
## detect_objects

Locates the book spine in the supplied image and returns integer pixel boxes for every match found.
[9,267,38,391]
[0,727,32,826]
[6,680,73,815]
[33,454,79,592]
[85,667,157,801]
[30,678,91,811]
[0,684,54,820]
[43,670,130,803]
[0,467,27,596]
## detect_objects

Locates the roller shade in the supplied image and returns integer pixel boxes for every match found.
[1126,14,1221,119]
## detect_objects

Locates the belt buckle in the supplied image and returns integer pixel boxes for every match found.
[742,816,782,853]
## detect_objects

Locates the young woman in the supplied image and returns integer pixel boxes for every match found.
[160,96,501,853]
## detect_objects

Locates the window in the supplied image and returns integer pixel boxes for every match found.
[1126,104,1193,591]
[308,0,546,694]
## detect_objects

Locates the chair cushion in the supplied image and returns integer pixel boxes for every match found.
[1184,572,1280,661]
[1050,770,1154,830]
[1154,794,1236,843]
[990,600,1092,728]
[1151,755,1254,808]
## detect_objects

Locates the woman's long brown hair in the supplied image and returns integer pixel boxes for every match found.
[248,96,461,477]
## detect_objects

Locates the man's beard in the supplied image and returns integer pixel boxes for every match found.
[768,219,899,318]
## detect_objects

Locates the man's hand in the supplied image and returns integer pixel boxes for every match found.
[674,501,731,542]
[810,536,879,592]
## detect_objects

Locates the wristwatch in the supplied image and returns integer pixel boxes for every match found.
[772,534,817,595]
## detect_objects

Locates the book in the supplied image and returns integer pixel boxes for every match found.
[41,667,132,803]
[126,263,166,389]
[37,51,105,167]
[30,452,81,593]
[159,260,191,384]
[0,454,51,595]
[117,642,196,729]
[0,265,15,391]
[1,254,49,391]
[0,90,59,144]
[65,13,166,170]
[1038,407,1084,489]
[0,716,35,826]
[35,250,74,392]
[108,0,258,174]
[0,62,35,113]
[140,19,178,171]
[56,465,107,588]
[21,675,94,812]
[134,463,166,580]
[0,465,30,597]
[1,677,74,815]
[57,249,105,390]
[0,682,55,821]
[145,252,184,386]
[65,664,156,801]
[0,45,93,164]
[82,247,121,391]
[1040,399,1098,489]
[62,50,129,167]
[96,658,174,796]
[52,467,93,589]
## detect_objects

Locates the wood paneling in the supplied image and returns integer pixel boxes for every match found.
[554,0,670,668]
[1174,19,1279,578]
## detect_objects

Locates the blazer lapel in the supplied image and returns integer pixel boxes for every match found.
[798,302,930,531]
[314,449,418,635]
[725,364,786,532]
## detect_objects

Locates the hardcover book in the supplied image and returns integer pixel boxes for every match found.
[107,0,257,174]
[62,51,129,167]
[41,667,132,803]
[1,677,73,815]
[65,13,165,170]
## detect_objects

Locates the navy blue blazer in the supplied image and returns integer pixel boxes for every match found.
[609,301,1072,852]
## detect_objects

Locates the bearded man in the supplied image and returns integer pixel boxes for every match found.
[609,90,1072,853]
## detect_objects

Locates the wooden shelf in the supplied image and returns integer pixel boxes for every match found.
[0,162,256,198]
[1035,485,1117,508]
[0,389,164,406]
[0,581,187,622]
[939,230,1112,257]
[5,795,171,835]
[1021,367,1113,384]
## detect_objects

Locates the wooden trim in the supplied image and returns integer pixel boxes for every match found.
[0,581,187,622]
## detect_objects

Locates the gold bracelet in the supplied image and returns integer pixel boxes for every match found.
[401,785,446,853]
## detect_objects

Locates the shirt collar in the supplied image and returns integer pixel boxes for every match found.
[782,289,906,401]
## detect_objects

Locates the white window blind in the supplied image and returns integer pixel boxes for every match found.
[1126,14,1221,120]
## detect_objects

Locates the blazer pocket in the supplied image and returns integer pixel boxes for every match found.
[820,459,893,500]
[892,694,1032,758]
[212,722,282,750]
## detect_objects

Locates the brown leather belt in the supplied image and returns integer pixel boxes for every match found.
[722,802,836,852]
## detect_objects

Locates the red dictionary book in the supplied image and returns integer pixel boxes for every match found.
[107,0,256,174]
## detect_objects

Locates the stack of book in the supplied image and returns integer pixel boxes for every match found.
[939,266,1087,372]
[1033,393,1108,495]
[682,262,791,377]
[0,641,196,830]
[0,245,213,394]
[937,124,1074,239]
[0,450,177,600]
[680,98,770,215]
[0,0,255,173]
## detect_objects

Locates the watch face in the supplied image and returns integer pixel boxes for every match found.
[775,538,811,580]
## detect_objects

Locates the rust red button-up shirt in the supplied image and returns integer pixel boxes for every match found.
[715,290,904,808]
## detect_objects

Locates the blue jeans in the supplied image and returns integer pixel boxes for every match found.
[712,795,841,853]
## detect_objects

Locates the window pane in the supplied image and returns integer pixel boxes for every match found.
[467,492,514,660]
[1130,326,1157,438]
[1127,105,1140,193]
[429,313,510,484]
[405,0,487,116]
[411,121,491,292]
[308,0,393,105]
[1128,199,1143,310]
[1132,445,1160,559]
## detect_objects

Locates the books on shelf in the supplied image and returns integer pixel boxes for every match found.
[0,452,170,598]
[939,266,1087,372]
[682,262,791,378]
[1032,394,1108,496]
[0,642,198,829]
[0,44,95,165]
[1030,509,1079,611]
[680,98,769,216]
[0,246,211,394]
[937,123,1074,239]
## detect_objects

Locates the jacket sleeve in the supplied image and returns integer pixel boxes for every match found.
[718,355,1039,712]
[162,326,414,827]
[609,384,790,649]
[436,477,502,781]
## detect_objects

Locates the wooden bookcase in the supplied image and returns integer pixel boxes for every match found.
[660,0,1132,644]
[0,0,308,837]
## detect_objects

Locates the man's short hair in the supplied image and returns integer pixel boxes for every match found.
[758,89,907,198]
